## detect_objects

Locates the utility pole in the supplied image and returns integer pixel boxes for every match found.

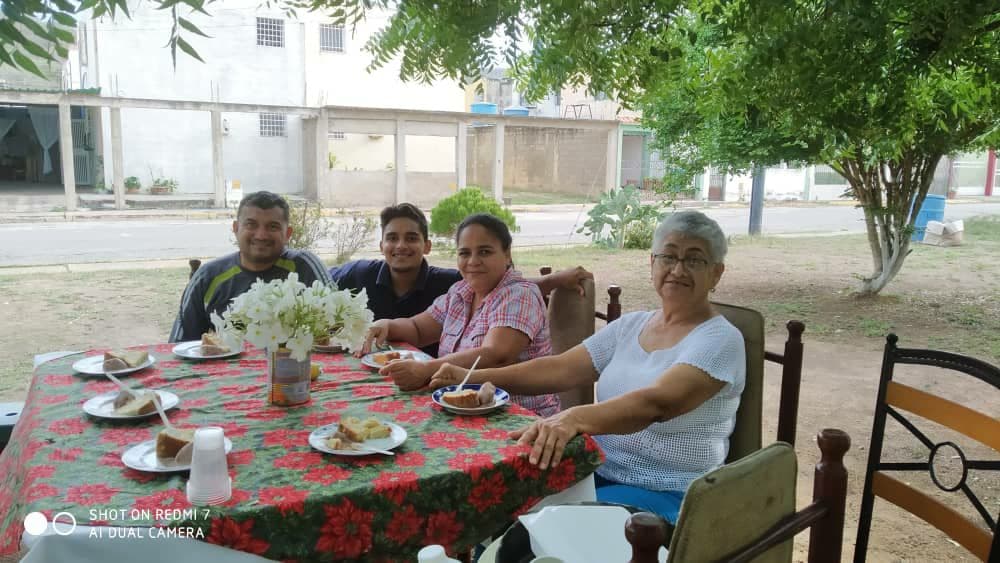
[748,164,766,235]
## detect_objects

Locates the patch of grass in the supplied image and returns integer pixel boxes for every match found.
[945,305,987,327]
[858,317,893,338]
[964,216,1000,242]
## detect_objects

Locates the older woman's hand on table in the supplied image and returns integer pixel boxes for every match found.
[510,409,583,470]
[428,363,468,389]
[357,320,391,357]
[380,359,435,391]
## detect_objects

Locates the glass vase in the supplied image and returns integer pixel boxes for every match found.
[267,347,311,406]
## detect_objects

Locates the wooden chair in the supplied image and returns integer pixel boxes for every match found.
[711,302,805,459]
[854,334,1000,562]
[623,429,851,563]
[189,259,201,279]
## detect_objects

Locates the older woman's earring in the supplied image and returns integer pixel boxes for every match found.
[710,287,717,293]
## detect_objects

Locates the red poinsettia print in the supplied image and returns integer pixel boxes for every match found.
[366,400,406,414]
[316,500,374,559]
[513,496,542,517]
[134,375,168,389]
[481,428,511,441]
[310,380,340,393]
[319,400,350,411]
[244,409,289,421]
[352,385,395,399]
[217,384,258,396]
[450,416,488,431]
[385,504,424,545]
[222,398,263,411]
[42,374,74,387]
[24,464,54,487]
[300,410,339,428]
[212,421,250,437]
[38,393,69,405]
[302,465,352,486]
[82,380,117,396]
[410,395,434,408]
[227,449,255,466]
[262,429,310,449]
[183,397,211,408]
[193,366,245,377]
[122,468,158,484]
[48,417,88,436]
[97,451,122,467]
[273,451,323,471]
[65,483,119,506]
[546,458,578,491]
[393,451,426,468]
[447,453,495,480]
[396,410,432,425]
[424,511,463,548]
[499,445,542,480]
[133,489,189,513]
[507,404,534,416]
[421,432,476,451]
[25,483,59,502]
[206,517,270,555]
[99,426,153,446]
[335,371,368,382]
[257,486,310,515]
[170,377,211,391]
[372,471,420,505]
[48,447,83,462]
[220,488,253,508]
[469,472,507,511]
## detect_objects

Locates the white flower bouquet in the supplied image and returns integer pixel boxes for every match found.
[210,273,374,361]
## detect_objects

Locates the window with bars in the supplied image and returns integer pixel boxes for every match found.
[259,113,287,137]
[256,17,284,47]
[319,24,345,52]
[328,131,345,140]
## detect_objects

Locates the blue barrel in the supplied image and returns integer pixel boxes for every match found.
[470,102,498,114]
[911,194,946,241]
[502,106,530,116]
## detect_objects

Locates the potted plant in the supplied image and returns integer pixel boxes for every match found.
[149,177,178,195]
[124,176,141,194]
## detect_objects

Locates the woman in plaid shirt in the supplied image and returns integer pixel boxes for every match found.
[361,214,560,417]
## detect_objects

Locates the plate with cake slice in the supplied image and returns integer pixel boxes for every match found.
[308,416,407,456]
[432,382,510,415]
[172,333,241,360]
[83,389,180,420]
[72,350,156,377]
[360,349,432,369]
[122,428,233,473]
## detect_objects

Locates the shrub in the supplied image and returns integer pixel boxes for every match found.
[577,186,670,249]
[330,211,377,264]
[287,202,377,261]
[287,200,332,252]
[124,176,141,191]
[429,188,517,237]
[623,217,657,249]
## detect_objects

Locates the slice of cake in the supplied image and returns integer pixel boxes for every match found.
[338,417,391,441]
[372,351,402,366]
[113,390,158,416]
[361,417,391,439]
[103,350,149,371]
[442,388,480,408]
[200,332,230,355]
[156,427,195,460]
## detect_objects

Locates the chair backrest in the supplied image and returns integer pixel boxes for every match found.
[854,334,1000,562]
[546,278,597,408]
[189,259,202,279]
[712,302,765,462]
[623,429,851,563]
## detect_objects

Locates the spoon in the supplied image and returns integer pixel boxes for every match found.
[150,392,174,431]
[103,370,138,399]
[355,444,395,456]
[457,355,482,392]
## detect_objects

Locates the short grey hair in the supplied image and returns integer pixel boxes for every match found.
[652,211,728,263]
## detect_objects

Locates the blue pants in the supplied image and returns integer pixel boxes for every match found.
[594,474,684,524]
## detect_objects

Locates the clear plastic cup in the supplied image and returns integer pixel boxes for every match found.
[186,427,231,505]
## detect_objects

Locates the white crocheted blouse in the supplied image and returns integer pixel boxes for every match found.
[583,311,746,493]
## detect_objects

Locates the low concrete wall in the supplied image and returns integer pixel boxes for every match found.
[321,170,455,207]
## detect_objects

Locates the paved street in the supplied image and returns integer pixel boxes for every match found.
[3,202,999,267]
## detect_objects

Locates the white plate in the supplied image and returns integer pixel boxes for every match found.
[122,437,233,473]
[172,341,241,360]
[72,354,157,377]
[360,350,433,370]
[308,421,407,456]
[432,384,510,415]
[83,390,180,420]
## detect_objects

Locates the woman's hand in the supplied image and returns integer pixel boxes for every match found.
[509,408,583,470]
[380,359,435,391]
[357,320,391,357]
[428,363,469,389]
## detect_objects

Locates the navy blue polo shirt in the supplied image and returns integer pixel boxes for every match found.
[329,259,462,355]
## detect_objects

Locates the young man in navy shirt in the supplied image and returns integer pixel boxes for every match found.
[329,203,591,354]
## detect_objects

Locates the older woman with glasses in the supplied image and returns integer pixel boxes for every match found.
[428,210,746,523]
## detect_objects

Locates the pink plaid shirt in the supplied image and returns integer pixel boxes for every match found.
[429,268,560,417]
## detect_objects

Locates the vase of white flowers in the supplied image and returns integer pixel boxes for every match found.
[211,273,373,406]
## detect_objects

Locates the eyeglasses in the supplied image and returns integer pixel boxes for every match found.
[652,253,711,271]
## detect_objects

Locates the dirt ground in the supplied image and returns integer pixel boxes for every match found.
[1,217,998,561]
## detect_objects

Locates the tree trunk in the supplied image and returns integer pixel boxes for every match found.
[832,150,942,296]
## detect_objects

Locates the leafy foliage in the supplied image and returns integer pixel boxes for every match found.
[287,200,332,252]
[329,211,377,264]
[577,186,669,250]
[429,188,517,238]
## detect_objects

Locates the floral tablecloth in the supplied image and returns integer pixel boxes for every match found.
[0,344,604,562]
